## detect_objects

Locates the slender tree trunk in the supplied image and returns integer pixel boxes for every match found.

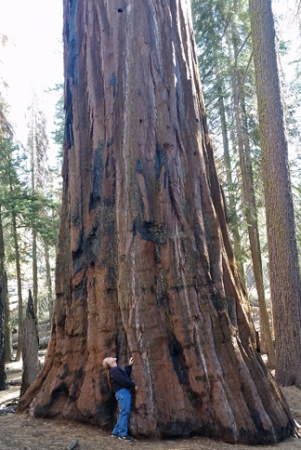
[216,65,246,288]
[0,281,7,390]
[44,241,53,319]
[32,229,38,319]
[240,96,275,365]
[227,20,275,367]
[29,100,39,319]
[240,103,275,367]
[18,0,293,443]
[31,123,39,319]
[249,0,301,386]
[0,206,13,361]
[8,160,23,361]
[12,211,23,361]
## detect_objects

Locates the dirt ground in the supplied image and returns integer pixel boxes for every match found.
[0,412,301,450]
[1,321,301,450]
[2,364,301,450]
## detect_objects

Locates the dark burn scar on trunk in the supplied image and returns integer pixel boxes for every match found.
[135,158,144,174]
[107,137,114,147]
[89,140,104,211]
[211,288,227,312]
[86,223,101,266]
[57,314,66,328]
[135,220,167,244]
[74,279,87,301]
[33,383,69,418]
[72,254,86,274]
[71,199,80,226]
[168,331,205,412]
[72,228,87,273]
[97,371,116,427]
[59,363,69,380]
[155,143,168,180]
[110,73,117,97]
[157,418,200,438]
[73,367,84,384]
[168,332,189,385]
[106,266,116,288]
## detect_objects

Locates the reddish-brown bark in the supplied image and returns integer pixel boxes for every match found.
[18,0,293,443]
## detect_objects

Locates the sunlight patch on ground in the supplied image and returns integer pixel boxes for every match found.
[5,359,23,372]
[0,349,47,406]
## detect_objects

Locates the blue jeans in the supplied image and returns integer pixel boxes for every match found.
[112,388,132,437]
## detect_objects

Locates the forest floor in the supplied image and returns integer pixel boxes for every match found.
[1,319,301,450]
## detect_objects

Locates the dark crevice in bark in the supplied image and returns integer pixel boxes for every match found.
[67,0,79,84]
[89,140,104,211]
[65,81,74,150]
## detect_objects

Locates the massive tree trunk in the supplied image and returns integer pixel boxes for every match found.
[249,0,301,387]
[18,0,293,443]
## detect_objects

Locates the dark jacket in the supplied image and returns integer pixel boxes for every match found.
[110,365,136,393]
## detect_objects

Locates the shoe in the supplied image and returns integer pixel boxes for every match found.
[118,435,135,441]
[111,434,119,438]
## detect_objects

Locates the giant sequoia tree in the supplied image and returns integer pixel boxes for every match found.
[19,0,293,444]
